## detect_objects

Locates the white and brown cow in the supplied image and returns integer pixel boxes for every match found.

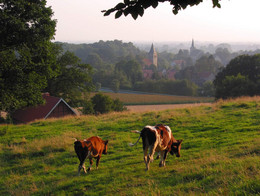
[74,136,108,175]
[130,124,183,170]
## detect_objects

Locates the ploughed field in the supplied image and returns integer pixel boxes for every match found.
[0,97,259,195]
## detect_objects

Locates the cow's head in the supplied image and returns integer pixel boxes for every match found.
[170,140,183,157]
[102,140,109,154]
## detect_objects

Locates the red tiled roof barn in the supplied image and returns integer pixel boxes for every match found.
[12,93,77,124]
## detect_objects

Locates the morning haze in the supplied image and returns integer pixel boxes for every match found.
[47,0,260,44]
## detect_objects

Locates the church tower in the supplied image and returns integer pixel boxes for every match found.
[190,39,195,51]
[148,43,158,67]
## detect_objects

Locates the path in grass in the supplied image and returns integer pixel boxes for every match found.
[127,103,213,112]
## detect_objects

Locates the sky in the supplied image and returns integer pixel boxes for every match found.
[46,0,260,44]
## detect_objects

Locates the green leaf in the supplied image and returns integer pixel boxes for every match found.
[151,0,158,9]
[131,11,138,20]
[212,0,221,8]
[115,3,126,9]
[115,11,123,19]
[137,6,144,16]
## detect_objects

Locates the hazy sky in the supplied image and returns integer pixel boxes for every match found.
[46,0,260,44]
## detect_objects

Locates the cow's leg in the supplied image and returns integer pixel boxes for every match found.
[78,154,87,175]
[96,156,101,169]
[159,150,168,167]
[159,151,165,167]
[87,158,93,172]
[155,152,160,160]
[147,143,157,170]
[143,146,149,170]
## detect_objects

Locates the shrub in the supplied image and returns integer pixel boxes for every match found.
[82,93,126,114]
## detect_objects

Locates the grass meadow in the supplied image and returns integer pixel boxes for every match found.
[0,97,259,195]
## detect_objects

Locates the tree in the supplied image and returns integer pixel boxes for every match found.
[86,53,103,69]
[214,54,260,99]
[91,93,113,114]
[115,60,143,85]
[45,50,93,107]
[198,81,215,97]
[0,0,57,114]
[111,79,120,93]
[90,93,126,114]
[216,74,256,99]
[102,0,221,19]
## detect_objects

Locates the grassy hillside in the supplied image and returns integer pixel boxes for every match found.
[0,97,259,195]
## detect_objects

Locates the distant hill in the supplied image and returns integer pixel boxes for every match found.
[58,40,143,65]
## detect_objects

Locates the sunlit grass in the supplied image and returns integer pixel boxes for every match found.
[0,96,259,195]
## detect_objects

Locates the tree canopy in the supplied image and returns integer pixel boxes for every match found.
[45,50,93,107]
[102,0,221,19]
[214,54,260,99]
[0,0,56,51]
[0,0,58,114]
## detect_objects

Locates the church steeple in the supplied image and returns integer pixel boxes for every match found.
[191,39,195,49]
[148,43,158,67]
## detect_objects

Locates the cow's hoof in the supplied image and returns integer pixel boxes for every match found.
[159,162,165,167]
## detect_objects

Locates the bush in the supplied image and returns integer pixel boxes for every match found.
[112,98,127,112]
[81,100,94,115]
[82,93,126,115]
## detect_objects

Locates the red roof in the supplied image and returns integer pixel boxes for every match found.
[12,94,77,123]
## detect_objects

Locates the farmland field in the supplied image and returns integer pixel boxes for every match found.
[90,92,214,105]
[0,96,259,195]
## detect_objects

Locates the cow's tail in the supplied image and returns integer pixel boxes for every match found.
[131,130,141,134]
[129,130,142,147]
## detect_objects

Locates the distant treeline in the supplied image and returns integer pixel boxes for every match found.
[58,40,260,98]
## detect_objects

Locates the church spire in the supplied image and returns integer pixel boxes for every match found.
[148,43,158,67]
[191,39,195,49]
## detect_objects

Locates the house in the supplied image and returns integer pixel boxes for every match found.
[142,69,154,79]
[166,69,177,80]
[12,93,77,124]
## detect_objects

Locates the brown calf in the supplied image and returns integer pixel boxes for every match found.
[74,136,108,175]
[130,124,183,170]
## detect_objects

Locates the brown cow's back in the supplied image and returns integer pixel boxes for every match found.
[155,124,172,150]
[86,136,104,157]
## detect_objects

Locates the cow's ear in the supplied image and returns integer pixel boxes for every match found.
[178,139,183,144]
[104,140,108,145]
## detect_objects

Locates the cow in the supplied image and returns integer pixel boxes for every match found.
[130,124,183,170]
[74,136,108,176]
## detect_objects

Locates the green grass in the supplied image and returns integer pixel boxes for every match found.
[0,97,259,195]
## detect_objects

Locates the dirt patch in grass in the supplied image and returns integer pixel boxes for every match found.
[126,103,213,112]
